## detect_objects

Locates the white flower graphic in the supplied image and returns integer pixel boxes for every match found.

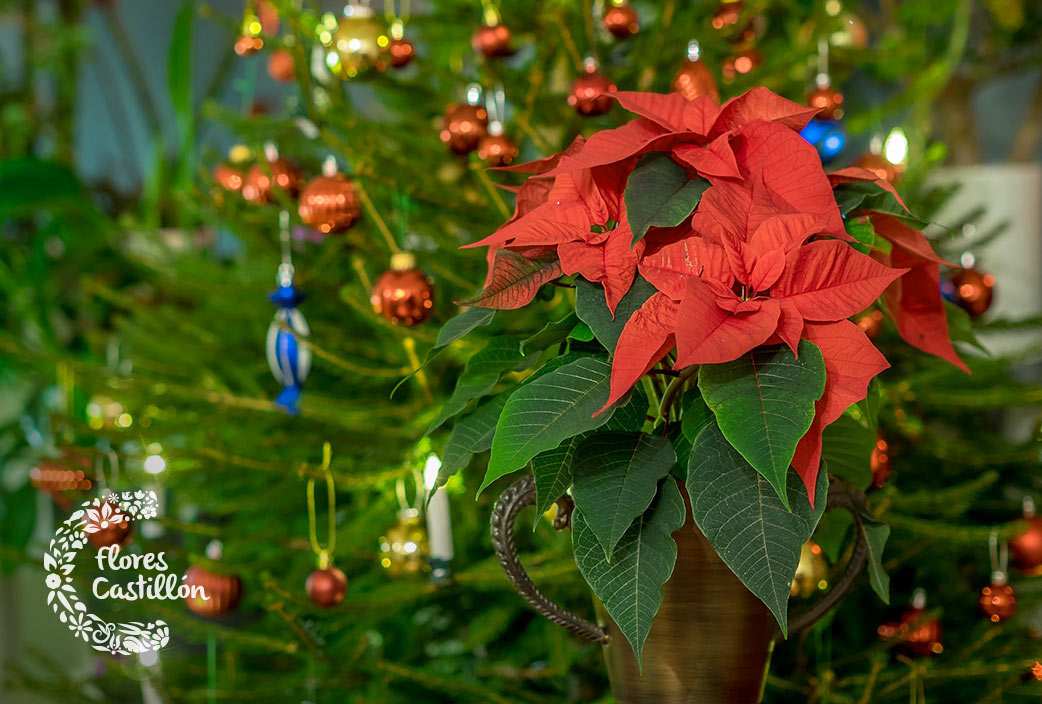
[84,500,125,533]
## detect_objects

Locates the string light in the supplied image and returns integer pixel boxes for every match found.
[884,127,908,165]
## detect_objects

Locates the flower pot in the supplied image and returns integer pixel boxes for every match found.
[491,476,868,704]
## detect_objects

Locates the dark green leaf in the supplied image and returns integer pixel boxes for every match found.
[575,276,656,354]
[434,307,496,349]
[624,153,709,246]
[521,313,578,356]
[813,510,853,564]
[688,423,828,636]
[680,389,714,444]
[0,159,84,216]
[833,182,929,229]
[821,414,875,491]
[572,433,676,560]
[436,395,508,491]
[945,301,988,353]
[604,384,649,432]
[427,338,524,434]
[573,478,685,666]
[698,341,826,508]
[531,434,584,527]
[481,357,617,493]
[862,517,891,604]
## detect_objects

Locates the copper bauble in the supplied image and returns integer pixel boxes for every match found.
[855,152,901,184]
[1011,514,1042,574]
[712,1,743,30]
[569,69,617,117]
[856,309,884,339]
[388,37,416,68]
[214,164,245,192]
[234,35,264,56]
[831,12,869,49]
[83,496,133,549]
[298,174,361,234]
[242,159,300,203]
[471,23,512,58]
[979,579,1016,623]
[378,509,429,575]
[440,103,488,155]
[371,254,434,326]
[306,566,348,607]
[30,454,92,494]
[477,134,519,167]
[603,3,639,39]
[672,59,720,103]
[790,541,829,598]
[878,605,943,657]
[721,49,762,80]
[950,268,995,318]
[808,86,845,120]
[184,565,242,618]
[870,432,891,488]
[267,49,295,83]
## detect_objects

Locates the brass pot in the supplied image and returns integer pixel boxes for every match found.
[491,476,868,704]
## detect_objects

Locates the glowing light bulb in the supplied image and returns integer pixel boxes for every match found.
[144,455,166,475]
[884,127,908,165]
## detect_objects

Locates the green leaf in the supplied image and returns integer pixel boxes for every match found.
[697,341,826,508]
[813,510,853,564]
[436,395,508,491]
[573,478,686,666]
[531,434,584,527]
[434,307,496,349]
[458,249,561,309]
[572,433,676,560]
[521,313,578,356]
[569,322,595,342]
[481,357,617,493]
[680,389,714,443]
[604,384,649,432]
[427,338,525,434]
[0,159,84,217]
[688,423,828,636]
[624,153,709,246]
[833,182,929,229]
[945,301,988,354]
[845,218,876,247]
[821,414,875,491]
[862,517,891,604]
[575,275,656,354]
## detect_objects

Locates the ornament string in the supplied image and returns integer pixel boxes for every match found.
[989,529,1008,579]
[305,442,336,569]
[816,36,830,88]
[93,447,120,497]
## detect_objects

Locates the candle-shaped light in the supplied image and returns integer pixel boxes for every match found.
[424,453,454,585]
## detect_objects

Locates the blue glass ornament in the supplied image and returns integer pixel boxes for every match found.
[800,118,846,164]
[266,265,311,415]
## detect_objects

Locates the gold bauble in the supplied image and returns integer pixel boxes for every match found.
[791,541,829,598]
[326,6,386,79]
[378,509,428,576]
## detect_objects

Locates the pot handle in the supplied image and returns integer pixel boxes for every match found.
[490,474,610,645]
[786,478,870,635]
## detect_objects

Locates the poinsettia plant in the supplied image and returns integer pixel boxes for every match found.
[431,87,968,663]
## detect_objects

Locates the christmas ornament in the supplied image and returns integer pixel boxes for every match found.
[86,394,127,430]
[384,4,416,68]
[235,7,264,55]
[790,541,828,598]
[711,1,743,30]
[980,534,1016,623]
[267,211,311,414]
[830,12,869,49]
[318,3,385,79]
[304,443,348,607]
[256,0,279,35]
[441,83,489,155]
[603,1,639,39]
[380,476,429,576]
[30,454,92,494]
[478,87,518,167]
[870,432,891,488]
[948,267,995,318]
[569,58,617,117]
[214,164,245,192]
[807,83,844,121]
[84,494,133,549]
[720,48,762,80]
[855,309,884,338]
[242,143,301,203]
[855,150,901,184]
[267,49,295,82]
[1010,496,1042,574]
[1033,661,1042,681]
[877,589,943,657]
[672,41,719,103]
[472,23,512,58]
[371,253,434,326]
[185,541,242,618]
[298,157,361,234]
[799,44,845,163]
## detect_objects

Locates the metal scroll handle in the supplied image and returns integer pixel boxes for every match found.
[490,474,871,644]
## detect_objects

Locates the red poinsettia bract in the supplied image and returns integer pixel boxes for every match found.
[465,87,966,503]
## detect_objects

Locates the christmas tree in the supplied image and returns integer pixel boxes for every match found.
[2,1,1041,703]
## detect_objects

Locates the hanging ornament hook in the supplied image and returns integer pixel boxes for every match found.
[94,447,120,497]
[989,529,1009,584]
[306,443,337,569]
[816,37,831,88]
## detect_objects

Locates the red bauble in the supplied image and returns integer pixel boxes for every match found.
[471,23,512,58]
[306,567,348,607]
[603,3,639,39]
[1010,513,1042,574]
[257,0,279,35]
[440,103,489,155]
[1033,661,1042,681]
[712,1,743,30]
[298,174,361,234]
[878,603,943,657]
[371,254,435,326]
[807,86,845,120]
[979,579,1017,623]
[855,152,901,184]
[184,565,243,618]
[855,309,884,339]
[242,159,301,203]
[388,37,416,68]
[477,134,519,167]
[870,433,891,488]
[267,49,295,83]
[950,268,995,318]
[672,59,720,103]
[234,35,263,56]
[83,496,133,549]
[214,164,244,192]
[568,69,617,117]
